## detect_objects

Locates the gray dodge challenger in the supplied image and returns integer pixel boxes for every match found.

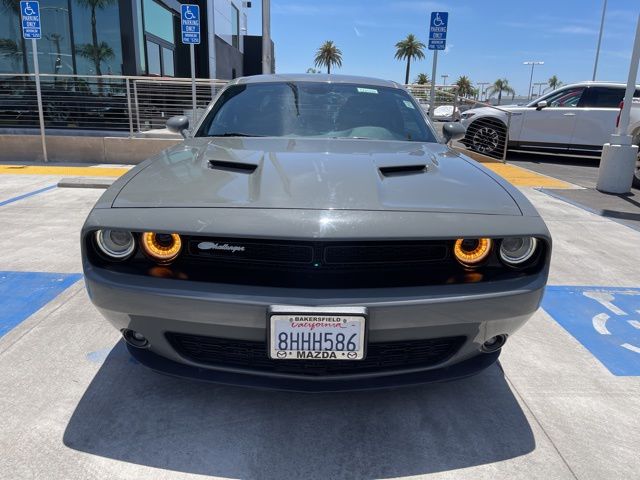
[82,74,551,391]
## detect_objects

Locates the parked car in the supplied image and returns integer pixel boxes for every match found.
[82,74,551,391]
[431,104,461,122]
[460,82,640,187]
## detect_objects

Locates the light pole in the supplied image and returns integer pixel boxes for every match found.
[476,82,489,101]
[533,82,546,98]
[593,0,608,80]
[524,61,544,101]
[441,74,448,86]
[262,0,272,74]
[596,12,640,193]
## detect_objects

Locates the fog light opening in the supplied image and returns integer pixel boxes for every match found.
[122,329,149,349]
[482,334,507,353]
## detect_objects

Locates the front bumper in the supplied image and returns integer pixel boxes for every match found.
[85,263,547,390]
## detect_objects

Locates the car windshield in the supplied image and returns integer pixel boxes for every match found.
[196,81,437,142]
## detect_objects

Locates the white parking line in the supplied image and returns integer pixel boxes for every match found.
[621,343,640,354]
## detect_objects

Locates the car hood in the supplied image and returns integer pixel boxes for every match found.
[112,138,521,215]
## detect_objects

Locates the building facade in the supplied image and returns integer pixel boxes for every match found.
[0,0,251,79]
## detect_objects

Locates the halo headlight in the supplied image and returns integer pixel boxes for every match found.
[453,238,492,267]
[499,237,538,266]
[141,232,182,264]
[94,230,135,260]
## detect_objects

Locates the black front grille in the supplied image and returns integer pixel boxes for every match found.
[324,244,447,264]
[166,333,465,376]
[188,238,314,264]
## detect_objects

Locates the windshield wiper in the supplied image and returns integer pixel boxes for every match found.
[212,132,265,137]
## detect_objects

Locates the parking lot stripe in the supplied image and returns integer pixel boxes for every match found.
[0,271,82,338]
[483,163,574,189]
[0,165,130,177]
[0,185,57,207]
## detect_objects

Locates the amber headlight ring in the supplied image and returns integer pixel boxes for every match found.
[140,232,183,264]
[453,238,493,268]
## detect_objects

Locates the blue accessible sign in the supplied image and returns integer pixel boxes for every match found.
[20,1,41,40]
[543,286,640,376]
[181,4,201,44]
[428,11,448,50]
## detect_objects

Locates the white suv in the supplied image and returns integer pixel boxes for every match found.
[460,82,640,187]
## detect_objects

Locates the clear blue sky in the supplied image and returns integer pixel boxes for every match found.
[246,0,639,95]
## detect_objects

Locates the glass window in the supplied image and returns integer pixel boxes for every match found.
[143,0,175,44]
[197,82,437,143]
[146,40,161,76]
[162,47,174,77]
[231,4,240,49]
[72,0,123,75]
[0,3,26,74]
[542,87,585,108]
[582,87,625,108]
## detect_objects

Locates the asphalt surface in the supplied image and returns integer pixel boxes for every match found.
[509,152,640,231]
[1,172,640,479]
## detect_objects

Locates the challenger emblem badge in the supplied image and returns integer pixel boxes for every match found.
[197,242,246,253]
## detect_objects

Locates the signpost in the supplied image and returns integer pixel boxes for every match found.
[181,4,200,125]
[428,11,448,120]
[20,1,47,162]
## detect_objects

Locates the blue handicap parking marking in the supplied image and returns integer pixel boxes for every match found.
[542,286,640,376]
[0,271,82,338]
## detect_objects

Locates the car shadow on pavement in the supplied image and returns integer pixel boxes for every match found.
[63,341,535,479]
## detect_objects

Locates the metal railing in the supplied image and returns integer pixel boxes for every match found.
[0,74,514,163]
[0,73,227,135]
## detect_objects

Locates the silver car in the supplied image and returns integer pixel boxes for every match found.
[81,74,551,391]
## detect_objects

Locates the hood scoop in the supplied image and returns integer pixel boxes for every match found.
[378,164,428,177]
[208,159,258,174]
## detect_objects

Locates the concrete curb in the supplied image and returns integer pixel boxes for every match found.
[57,177,115,189]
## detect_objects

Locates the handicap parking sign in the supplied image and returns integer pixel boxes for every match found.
[543,286,640,376]
[181,4,201,44]
[428,11,448,50]
[20,1,41,40]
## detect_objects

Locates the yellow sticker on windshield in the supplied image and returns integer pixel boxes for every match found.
[357,87,378,94]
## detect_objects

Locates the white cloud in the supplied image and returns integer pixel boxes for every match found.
[353,26,363,37]
[555,25,598,35]
[443,43,454,55]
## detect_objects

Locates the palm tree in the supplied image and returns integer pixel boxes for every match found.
[394,34,425,85]
[1,0,28,73]
[547,75,562,91]
[314,41,342,74]
[486,78,516,105]
[75,0,116,92]
[0,39,21,71]
[414,73,429,85]
[455,75,474,97]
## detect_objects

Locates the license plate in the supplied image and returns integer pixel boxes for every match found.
[269,306,366,360]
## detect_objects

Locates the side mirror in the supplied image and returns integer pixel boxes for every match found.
[536,100,548,110]
[166,115,190,138]
[442,122,466,143]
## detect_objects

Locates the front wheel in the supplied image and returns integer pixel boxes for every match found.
[464,120,507,158]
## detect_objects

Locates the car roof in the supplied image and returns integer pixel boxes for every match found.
[560,81,640,89]
[232,74,402,89]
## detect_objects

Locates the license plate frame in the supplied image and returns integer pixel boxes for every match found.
[267,306,368,361]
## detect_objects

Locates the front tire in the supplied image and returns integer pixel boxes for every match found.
[464,120,507,158]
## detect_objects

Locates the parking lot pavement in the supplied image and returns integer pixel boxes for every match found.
[1,174,639,480]
[509,152,640,231]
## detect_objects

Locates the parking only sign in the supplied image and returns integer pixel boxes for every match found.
[20,1,41,40]
[181,4,201,44]
[428,11,448,50]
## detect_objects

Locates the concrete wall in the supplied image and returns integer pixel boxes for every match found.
[0,135,182,164]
